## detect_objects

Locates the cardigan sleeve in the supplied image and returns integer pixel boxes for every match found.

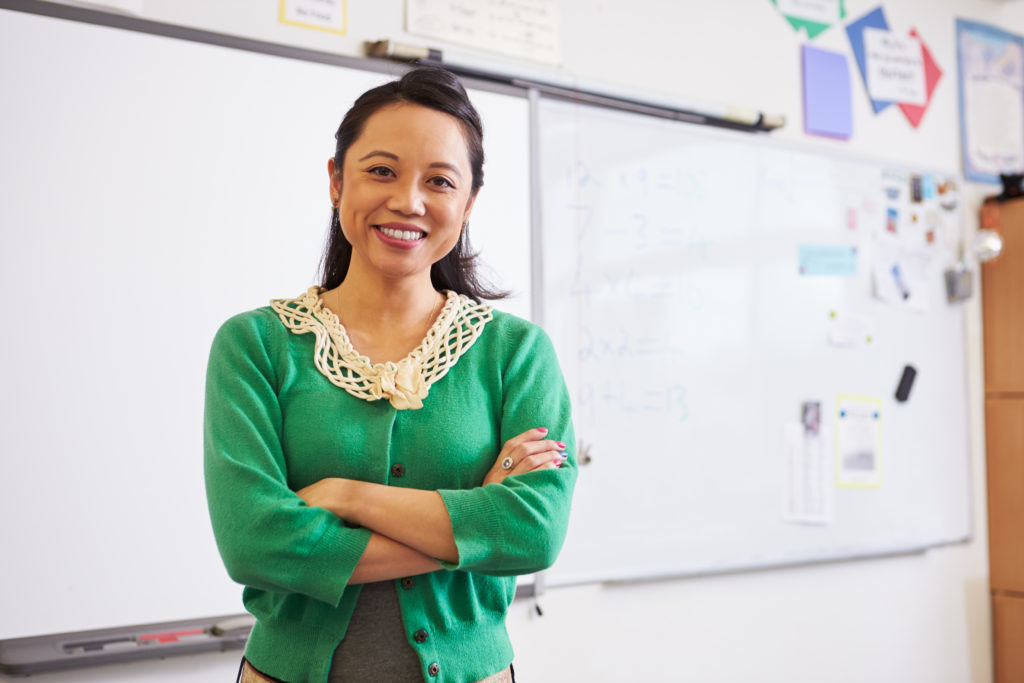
[203,310,371,605]
[437,321,577,575]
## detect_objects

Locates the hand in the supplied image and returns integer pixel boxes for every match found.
[483,427,567,486]
[296,477,351,517]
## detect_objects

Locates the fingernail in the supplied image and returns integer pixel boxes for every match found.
[558,451,568,458]
[554,460,563,467]
[555,441,566,449]
[537,427,548,434]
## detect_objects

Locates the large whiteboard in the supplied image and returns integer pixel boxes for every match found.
[0,7,530,639]
[538,98,972,586]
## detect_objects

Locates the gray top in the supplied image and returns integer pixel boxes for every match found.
[329,581,422,682]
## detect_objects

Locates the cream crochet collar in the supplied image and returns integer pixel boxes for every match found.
[270,287,493,410]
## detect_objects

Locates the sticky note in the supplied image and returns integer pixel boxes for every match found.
[802,45,853,139]
[798,244,858,276]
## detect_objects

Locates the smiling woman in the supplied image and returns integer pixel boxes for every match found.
[203,67,577,683]
[328,103,474,298]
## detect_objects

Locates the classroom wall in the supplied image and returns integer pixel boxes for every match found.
[12,0,1022,681]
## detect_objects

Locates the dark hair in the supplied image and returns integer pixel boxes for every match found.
[319,66,507,301]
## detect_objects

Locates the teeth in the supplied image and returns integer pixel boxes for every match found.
[379,226,424,241]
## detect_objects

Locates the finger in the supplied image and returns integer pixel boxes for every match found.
[502,427,550,451]
[516,448,569,473]
[500,439,561,471]
[494,435,564,477]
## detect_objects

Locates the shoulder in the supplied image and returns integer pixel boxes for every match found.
[477,308,561,371]
[215,287,321,343]
[213,306,281,346]
[486,308,542,337]
[480,308,548,347]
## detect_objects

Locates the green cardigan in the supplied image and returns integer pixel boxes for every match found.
[203,302,576,683]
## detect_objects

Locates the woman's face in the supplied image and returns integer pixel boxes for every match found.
[329,103,477,284]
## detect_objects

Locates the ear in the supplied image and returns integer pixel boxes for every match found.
[327,158,341,207]
[462,189,479,227]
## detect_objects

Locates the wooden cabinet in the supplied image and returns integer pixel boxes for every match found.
[982,197,1024,683]
[994,594,1024,683]
[983,199,1024,394]
[986,398,1024,594]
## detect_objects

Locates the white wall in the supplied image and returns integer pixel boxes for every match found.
[11,0,1022,681]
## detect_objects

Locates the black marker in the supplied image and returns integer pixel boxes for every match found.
[895,365,916,402]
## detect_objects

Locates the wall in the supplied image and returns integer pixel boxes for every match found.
[10,0,1022,680]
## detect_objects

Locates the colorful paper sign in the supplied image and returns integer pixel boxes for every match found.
[802,45,852,138]
[899,29,942,128]
[772,0,845,39]
[846,7,893,113]
[863,28,927,106]
[846,7,942,127]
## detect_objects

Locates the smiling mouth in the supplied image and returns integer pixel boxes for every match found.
[376,225,426,242]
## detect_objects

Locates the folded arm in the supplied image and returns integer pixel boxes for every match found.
[297,427,567,564]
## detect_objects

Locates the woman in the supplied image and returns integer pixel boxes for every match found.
[204,66,576,683]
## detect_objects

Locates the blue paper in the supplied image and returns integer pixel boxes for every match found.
[846,6,892,113]
[802,45,852,138]
[798,244,858,276]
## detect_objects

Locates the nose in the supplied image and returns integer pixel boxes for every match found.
[386,178,426,216]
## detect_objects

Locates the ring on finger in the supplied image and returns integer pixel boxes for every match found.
[501,456,515,470]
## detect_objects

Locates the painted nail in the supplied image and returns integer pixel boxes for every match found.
[558,451,568,458]
[555,441,566,450]
[537,427,548,434]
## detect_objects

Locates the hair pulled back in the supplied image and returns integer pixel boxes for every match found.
[319,66,505,301]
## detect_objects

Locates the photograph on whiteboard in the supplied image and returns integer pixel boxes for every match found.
[835,395,883,488]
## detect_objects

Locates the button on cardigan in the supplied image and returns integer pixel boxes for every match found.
[204,304,576,683]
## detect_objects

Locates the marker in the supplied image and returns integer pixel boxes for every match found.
[366,39,442,62]
[208,615,256,636]
[137,628,206,644]
[62,637,137,654]
[891,264,910,300]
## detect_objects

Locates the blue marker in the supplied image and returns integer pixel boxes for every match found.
[891,264,910,300]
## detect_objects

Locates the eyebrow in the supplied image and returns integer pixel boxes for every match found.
[357,150,463,178]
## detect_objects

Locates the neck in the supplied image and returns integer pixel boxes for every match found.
[327,263,441,334]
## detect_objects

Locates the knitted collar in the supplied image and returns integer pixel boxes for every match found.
[270,287,493,410]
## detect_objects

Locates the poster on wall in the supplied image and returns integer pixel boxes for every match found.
[406,0,561,65]
[956,19,1024,184]
[846,6,941,126]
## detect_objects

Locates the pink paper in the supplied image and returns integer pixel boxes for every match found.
[899,29,942,128]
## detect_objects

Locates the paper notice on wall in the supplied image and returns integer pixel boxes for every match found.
[863,27,927,105]
[784,422,833,525]
[957,20,1024,182]
[836,395,882,488]
[407,0,561,64]
[776,0,841,26]
[872,240,930,312]
[280,0,346,34]
[827,310,874,348]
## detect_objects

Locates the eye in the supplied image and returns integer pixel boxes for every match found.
[428,176,455,189]
[367,166,394,178]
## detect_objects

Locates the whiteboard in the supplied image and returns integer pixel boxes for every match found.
[0,7,530,639]
[537,98,973,586]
